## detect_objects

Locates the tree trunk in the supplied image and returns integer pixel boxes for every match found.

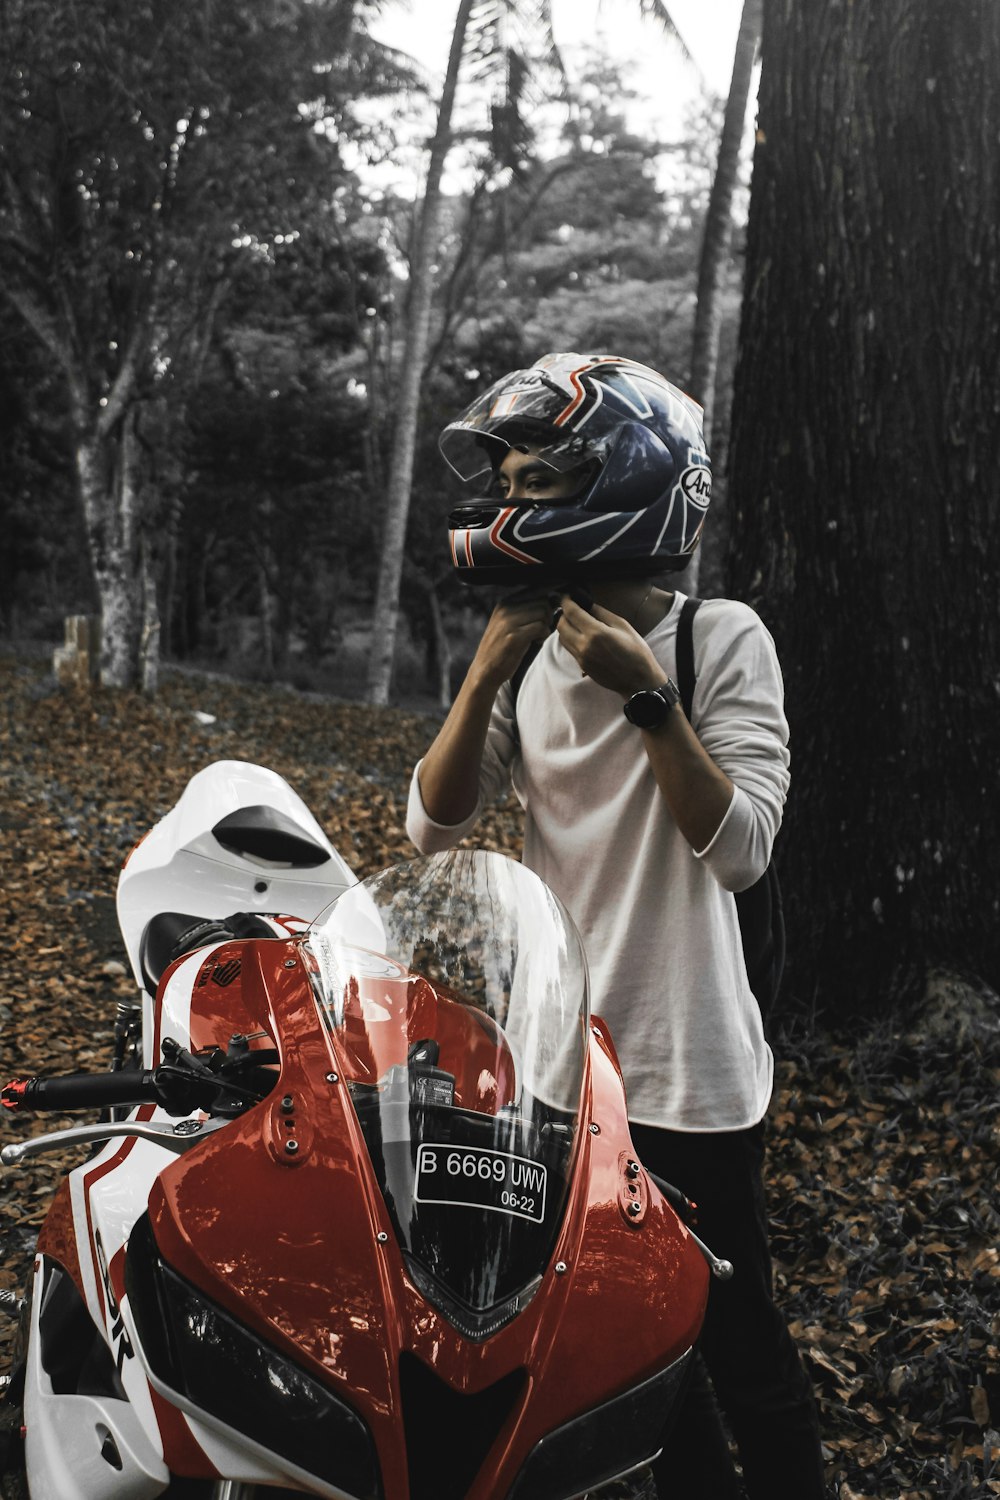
[431,594,452,712]
[417,570,454,710]
[139,533,161,696]
[74,413,148,690]
[258,558,276,678]
[688,0,762,444]
[365,0,475,706]
[727,0,1000,1009]
[685,0,762,597]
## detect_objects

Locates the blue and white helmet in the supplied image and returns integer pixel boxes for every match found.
[441,352,711,585]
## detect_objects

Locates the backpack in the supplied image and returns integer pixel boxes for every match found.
[509,597,786,1020]
[676,597,785,1021]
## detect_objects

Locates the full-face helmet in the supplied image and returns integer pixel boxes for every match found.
[440,352,711,585]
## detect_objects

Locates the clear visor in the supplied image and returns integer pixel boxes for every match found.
[303,851,589,1333]
[440,368,626,482]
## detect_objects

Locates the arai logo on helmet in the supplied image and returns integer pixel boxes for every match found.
[680,464,712,509]
[485,369,548,421]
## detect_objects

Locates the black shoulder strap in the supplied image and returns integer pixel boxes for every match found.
[676,596,702,720]
[510,642,540,708]
[509,641,541,746]
[674,592,785,1017]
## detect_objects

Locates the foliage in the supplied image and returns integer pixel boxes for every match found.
[0,653,997,1498]
[1,3,723,696]
[169,206,393,669]
[373,62,720,654]
[0,0,382,372]
[0,0,413,683]
[365,0,579,702]
[0,325,86,631]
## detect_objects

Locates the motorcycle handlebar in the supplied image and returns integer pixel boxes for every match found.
[2,1071,160,1113]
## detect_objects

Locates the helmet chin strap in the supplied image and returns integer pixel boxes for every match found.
[546,579,662,633]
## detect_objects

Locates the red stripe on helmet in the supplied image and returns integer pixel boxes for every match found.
[552,365,590,427]
[490,508,537,564]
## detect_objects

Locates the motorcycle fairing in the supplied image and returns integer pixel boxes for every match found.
[116,760,355,997]
[9,787,710,1500]
[27,944,299,1494]
[29,1154,224,1496]
[21,1253,170,1500]
[125,926,707,1499]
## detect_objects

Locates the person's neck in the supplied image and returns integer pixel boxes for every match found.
[589,580,673,635]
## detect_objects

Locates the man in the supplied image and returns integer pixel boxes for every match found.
[405,352,825,1499]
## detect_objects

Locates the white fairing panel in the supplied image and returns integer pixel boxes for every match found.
[117,761,355,988]
[22,1261,169,1500]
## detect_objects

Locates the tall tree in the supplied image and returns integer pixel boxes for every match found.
[727,0,1000,1006]
[687,0,761,450]
[365,0,474,707]
[0,0,398,688]
[365,0,564,706]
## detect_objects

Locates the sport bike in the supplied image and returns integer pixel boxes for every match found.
[0,760,728,1499]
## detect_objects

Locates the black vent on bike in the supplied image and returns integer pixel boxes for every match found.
[36,1258,126,1400]
[400,1351,525,1500]
[211,958,241,987]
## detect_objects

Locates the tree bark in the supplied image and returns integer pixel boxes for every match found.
[11,275,160,691]
[258,558,276,678]
[685,0,762,597]
[365,0,475,706]
[139,534,161,696]
[416,570,454,710]
[74,412,146,690]
[727,0,1000,1007]
[688,0,762,446]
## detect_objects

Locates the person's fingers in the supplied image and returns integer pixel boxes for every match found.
[558,594,596,632]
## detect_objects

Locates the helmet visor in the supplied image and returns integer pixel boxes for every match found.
[441,366,628,482]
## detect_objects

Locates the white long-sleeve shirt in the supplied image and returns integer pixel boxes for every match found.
[406,591,790,1133]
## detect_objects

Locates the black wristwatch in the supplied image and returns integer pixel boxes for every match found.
[623,679,682,729]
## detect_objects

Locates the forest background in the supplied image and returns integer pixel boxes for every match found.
[1,1,999,1495]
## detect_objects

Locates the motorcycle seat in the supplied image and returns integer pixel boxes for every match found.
[139,910,277,995]
[140,911,207,995]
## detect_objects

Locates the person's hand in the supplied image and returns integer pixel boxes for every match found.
[555,594,665,698]
[469,591,551,693]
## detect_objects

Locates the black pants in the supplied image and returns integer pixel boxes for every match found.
[628,1121,827,1500]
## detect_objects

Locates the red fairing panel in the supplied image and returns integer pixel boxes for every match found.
[145,938,707,1499]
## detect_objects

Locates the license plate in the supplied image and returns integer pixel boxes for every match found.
[414,1144,547,1224]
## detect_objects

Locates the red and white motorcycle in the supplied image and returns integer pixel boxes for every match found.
[1,760,726,1499]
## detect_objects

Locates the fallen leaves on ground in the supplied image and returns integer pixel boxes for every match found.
[1,653,997,1499]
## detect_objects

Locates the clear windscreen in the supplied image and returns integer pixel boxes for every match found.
[304,850,589,1338]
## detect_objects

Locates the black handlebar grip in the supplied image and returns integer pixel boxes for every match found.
[5,1071,160,1112]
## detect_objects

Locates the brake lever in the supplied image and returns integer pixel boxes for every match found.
[685,1226,734,1281]
[1,1117,228,1166]
[648,1170,734,1280]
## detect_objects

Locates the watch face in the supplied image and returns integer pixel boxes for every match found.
[625,690,669,728]
[624,681,680,728]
